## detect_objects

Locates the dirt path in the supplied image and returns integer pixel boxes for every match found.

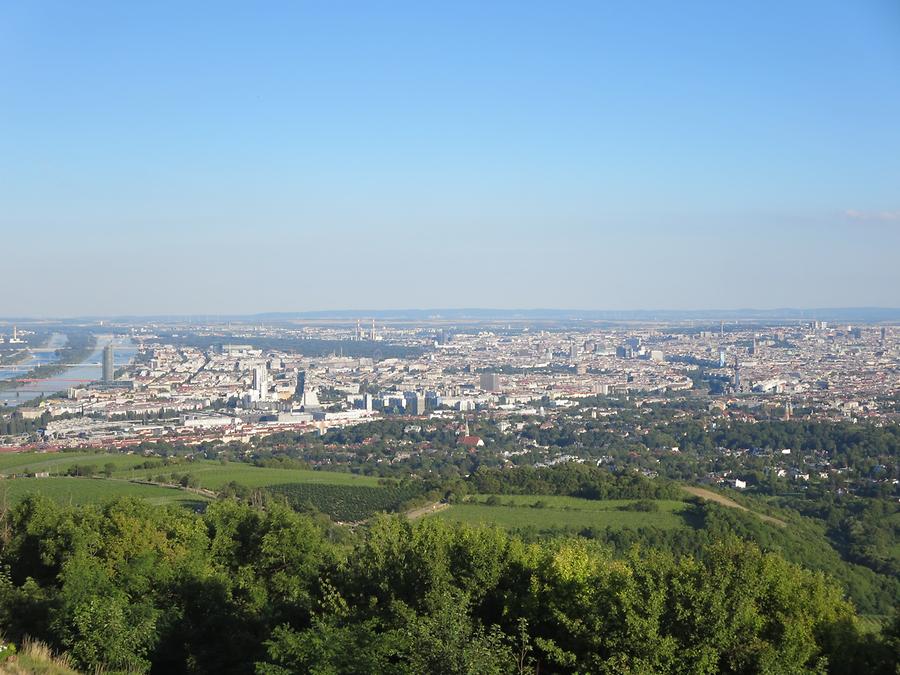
[406,502,449,520]
[682,486,786,527]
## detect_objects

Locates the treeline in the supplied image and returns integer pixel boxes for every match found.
[577,499,899,617]
[0,496,896,674]
[0,409,50,436]
[465,464,683,500]
[772,492,900,580]
[680,420,900,462]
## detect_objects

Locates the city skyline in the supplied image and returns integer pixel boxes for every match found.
[2,1,899,315]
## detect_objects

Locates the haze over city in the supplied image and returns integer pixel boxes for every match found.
[3,0,899,316]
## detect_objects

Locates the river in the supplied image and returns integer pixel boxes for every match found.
[0,334,137,407]
[0,332,69,382]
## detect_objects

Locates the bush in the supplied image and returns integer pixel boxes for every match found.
[0,640,17,663]
[619,499,660,512]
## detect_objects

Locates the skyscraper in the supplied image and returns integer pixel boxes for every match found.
[102,344,115,382]
[295,369,306,400]
[253,366,267,400]
[405,392,426,415]
[479,372,501,392]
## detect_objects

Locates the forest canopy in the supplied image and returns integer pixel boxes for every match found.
[0,495,896,674]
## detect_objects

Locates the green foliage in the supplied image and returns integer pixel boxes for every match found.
[621,499,660,512]
[0,486,900,675]
[469,463,683,500]
[0,640,16,663]
[266,481,425,522]
[0,493,896,673]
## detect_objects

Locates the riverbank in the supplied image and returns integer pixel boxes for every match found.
[0,349,30,367]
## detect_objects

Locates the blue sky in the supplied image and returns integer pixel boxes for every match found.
[1,1,899,316]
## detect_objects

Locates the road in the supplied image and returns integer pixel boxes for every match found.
[682,485,786,527]
[405,502,449,520]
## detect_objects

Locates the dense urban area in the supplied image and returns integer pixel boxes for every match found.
[0,314,897,673]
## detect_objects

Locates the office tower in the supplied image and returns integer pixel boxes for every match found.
[479,372,501,392]
[718,348,727,368]
[370,319,376,340]
[253,366,267,400]
[406,393,426,415]
[749,337,758,355]
[425,391,441,409]
[356,319,362,341]
[881,326,887,342]
[102,344,115,382]
[295,370,306,399]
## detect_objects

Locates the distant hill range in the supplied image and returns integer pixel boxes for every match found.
[19,306,899,324]
[247,307,900,323]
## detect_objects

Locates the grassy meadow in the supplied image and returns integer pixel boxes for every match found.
[0,451,390,515]
[433,494,689,532]
[0,476,207,508]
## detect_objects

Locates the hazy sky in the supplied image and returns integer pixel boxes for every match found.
[2,1,899,316]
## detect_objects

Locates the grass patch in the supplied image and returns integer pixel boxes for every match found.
[0,477,207,508]
[433,495,689,532]
[0,637,78,675]
[0,451,151,476]
[119,461,383,490]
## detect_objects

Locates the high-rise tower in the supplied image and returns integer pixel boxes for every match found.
[253,365,267,400]
[295,369,306,399]
[102,344,115,382]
